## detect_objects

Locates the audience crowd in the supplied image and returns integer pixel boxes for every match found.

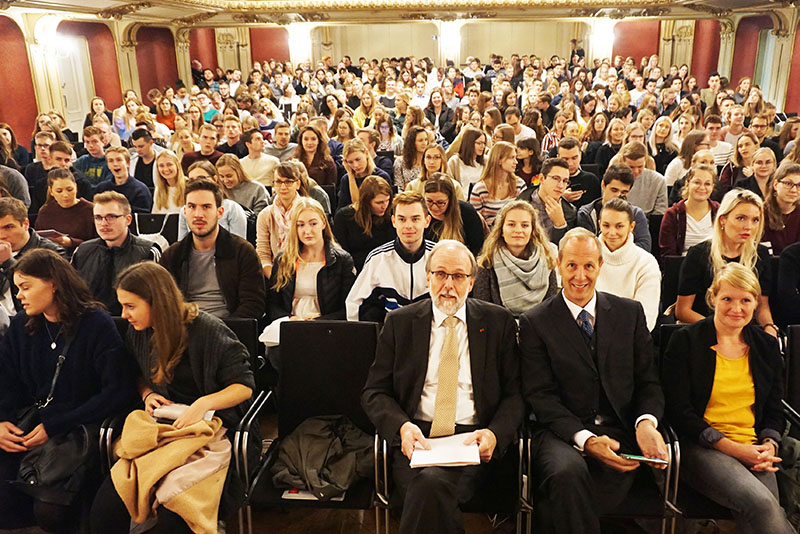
[1,46,800,533]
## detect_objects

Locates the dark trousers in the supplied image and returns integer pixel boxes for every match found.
[531,428,638,534]
[390,421,489,534]
[90,475,193,534]
[0,451,77,533]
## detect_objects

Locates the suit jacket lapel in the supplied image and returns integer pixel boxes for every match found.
[409,301,433,410]
[466,300,487,418]
[553,294,597,373]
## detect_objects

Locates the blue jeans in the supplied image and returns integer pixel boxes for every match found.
[682,442,796,534]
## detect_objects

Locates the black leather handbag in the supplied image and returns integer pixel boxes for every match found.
[7,337,100,505]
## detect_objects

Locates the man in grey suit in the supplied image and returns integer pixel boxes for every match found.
[519,227,667,534]
[362,240,523,534]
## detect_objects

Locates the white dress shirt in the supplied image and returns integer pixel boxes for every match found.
[561,292,657,450]
[414,302,477,425]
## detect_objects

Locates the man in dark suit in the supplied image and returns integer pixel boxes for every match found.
[362,240,523,534]
[519,227,667,534]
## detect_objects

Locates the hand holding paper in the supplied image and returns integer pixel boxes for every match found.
[410,433,480,468]
[463,428,497,462]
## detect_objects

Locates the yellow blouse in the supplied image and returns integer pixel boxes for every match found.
[703,350,757,444]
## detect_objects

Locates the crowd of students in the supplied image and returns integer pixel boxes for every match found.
[0,47,799,532]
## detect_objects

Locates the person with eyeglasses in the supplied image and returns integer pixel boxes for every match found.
[734,147,776,200]
[362,239,523,534]
[176,161,247,241]
[749,113,783,164]
[423,176,483,256]
[71,191,160,315]
[256,162,310,277]
[664,130,711,188]
[761,163,800,255]
[518,157,577,245]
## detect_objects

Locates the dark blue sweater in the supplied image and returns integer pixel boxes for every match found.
[0,309,136,436]
[94,176,153,213]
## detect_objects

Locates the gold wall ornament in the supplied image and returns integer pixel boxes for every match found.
[174,12,217,26]
[0,0,20,10]
[296,12,330,22]
[232,13,268,23]
[97,1,153,20]
[684,2,732,18]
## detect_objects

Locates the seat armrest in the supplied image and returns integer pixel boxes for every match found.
[234,389,272,487]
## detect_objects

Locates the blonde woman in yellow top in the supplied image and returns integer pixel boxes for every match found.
[663,263,793,534]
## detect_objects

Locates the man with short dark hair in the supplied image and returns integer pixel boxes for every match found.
[356,128,394,181]
[536,93,558,129]
[0,197,66,314]
[346,192,433,323]
[72,191,160,314]
[705,114,734,167]
[240,129,279,186]
[505,107,536,143]
[519,158,577,244]
[264,122,297,161]
[160,179,264,319]
[576,164,651,251]
[290,107,312,143]
[557,137,601,209]
[30,142,91,213]
[95,147,153,213]
[129,128,165,188]
[619,142,667,216]
[750,113,782,163]
[74,126,113,185]
[699,71,721,110]
[362,240,523,534]
[217,116,248,158]
[181,124,224,173]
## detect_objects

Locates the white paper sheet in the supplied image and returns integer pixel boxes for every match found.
[409,433,481,468]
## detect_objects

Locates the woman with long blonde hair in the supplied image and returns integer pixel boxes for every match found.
[469,141,527,228]
[215,154,269,216]
[473,199,557,316]
[153,151,186,213]
[267,197,355,321]
[423,175,484,255]
[676,188,776,335]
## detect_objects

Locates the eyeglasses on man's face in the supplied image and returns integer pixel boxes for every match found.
[93,214,125,223]
[429,270,471,283]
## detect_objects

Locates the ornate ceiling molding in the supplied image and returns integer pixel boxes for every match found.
[684,2,732,18]
[164,0,672,12]
[174,11,217,26]
[97,1,152,20]
[0,0,20,10]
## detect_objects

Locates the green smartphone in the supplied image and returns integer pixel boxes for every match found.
[619,453,669,465]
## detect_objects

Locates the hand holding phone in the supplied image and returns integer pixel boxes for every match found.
[619,453,669,466]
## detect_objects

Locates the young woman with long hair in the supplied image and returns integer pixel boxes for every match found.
[594,117,627,177]
[423,175,484,256]
[393,125,428,189]
[664,130,711,187]
[155,96,177,131]
[648,116,680,175]
[405,144,463,198]
[152,151,186,214]
[333,176,394,271]
[469,141,526,227]
[267,197,355,321]
[292,125,337,187]
[447,126,487,193]
[91,260,256,532]
[215,154,269,216]
[734,147,776,199]
[0,123,29,168]
[472,199,557,317]
[676,188,776,334]
[330,112,356,144]
[660,164,719,257]
[375,115,404,155]
[33,168,95,253]
[0,249,133,532]
[717,131,759,200]
[761,162,800,254]
[353,89,377,129]
[515,137,542,187]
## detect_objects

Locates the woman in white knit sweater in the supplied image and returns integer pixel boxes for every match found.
[596,197,661,330]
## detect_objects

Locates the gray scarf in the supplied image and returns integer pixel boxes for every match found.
[493,246,551,316]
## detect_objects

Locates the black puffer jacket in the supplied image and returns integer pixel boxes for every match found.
[267,242,356,321]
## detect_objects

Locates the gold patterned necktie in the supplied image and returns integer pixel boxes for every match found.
[430,316,460,438]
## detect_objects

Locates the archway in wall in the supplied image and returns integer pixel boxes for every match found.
[57,21,122,109]
[189,28,217,72]
[731,15,772,90]
[135,26,179,98]
[250,27,289,63]
[459,21,575,67]
[0,15,37,148]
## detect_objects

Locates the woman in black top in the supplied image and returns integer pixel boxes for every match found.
[91,261,256,533]
[676,189,777,334]
[0,249,134,532]
[423,175,484,256]
[268,197,356,321]
[333,176,395,271]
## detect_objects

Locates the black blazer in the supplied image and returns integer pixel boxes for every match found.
[424,106,456,143]
[361,298,524,457]
[519,291,664,443]
[267,243,356,321]
[662,317,785,446]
